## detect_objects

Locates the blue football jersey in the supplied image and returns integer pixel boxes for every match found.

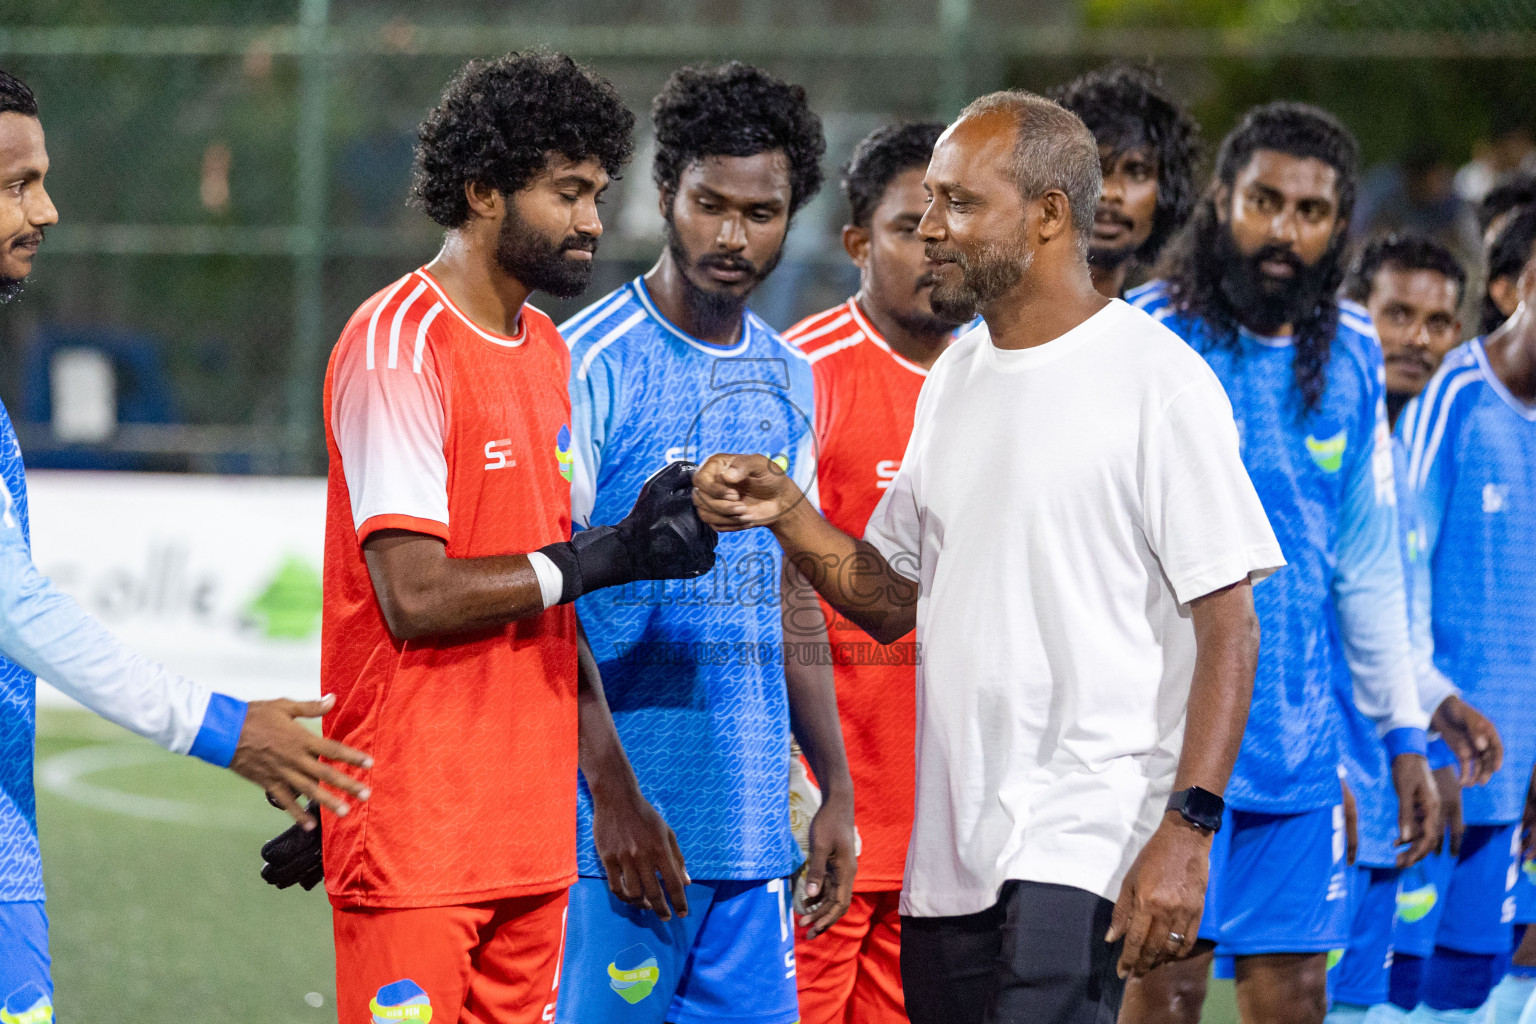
[1399,339,1536,825]
[0,401,41,904]
[563,277,817,880]
[1129,282,1426,813]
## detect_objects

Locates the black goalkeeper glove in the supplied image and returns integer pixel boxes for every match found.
[261,809,324,891]
[538,460,717,604]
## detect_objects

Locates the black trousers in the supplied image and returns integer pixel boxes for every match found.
[901,880,1126,1024]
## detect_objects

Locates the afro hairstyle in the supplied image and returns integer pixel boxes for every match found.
[410,52,635,229]
[1051,65,1201,263]
[651,62,825,217]
[841,122,946,228]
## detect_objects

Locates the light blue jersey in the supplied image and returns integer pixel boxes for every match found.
[563,278,817,880]
[0,398,246,905]
[1399,339,1536,825]
[1129,283,1427,813]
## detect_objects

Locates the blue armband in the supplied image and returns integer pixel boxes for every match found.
[1383,726,1428,761]
[187,692,249,767]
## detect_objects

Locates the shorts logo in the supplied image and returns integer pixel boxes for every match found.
[607,944,660,1004]
[1523,857,1536,885]
[1,985,54,1024]
[369,979,433,1022]
[556,425,575,483]
[1326,948,1345,971]
[1396,883,1438,923]
[1305,430,1348,474]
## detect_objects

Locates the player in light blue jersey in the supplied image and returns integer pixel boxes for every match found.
[1329,234,1504,1024]
[1125,104,1455,1024]
[0,69,370,1017]
[555,64,854,1024]
[1394,207,1536,1024]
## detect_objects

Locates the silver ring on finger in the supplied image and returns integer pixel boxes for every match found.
[1167,932,1185,945]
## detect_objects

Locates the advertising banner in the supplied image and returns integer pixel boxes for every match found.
[26,471,326,706]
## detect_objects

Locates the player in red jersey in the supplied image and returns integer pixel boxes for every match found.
[263,55,717,1024]
[785,122,970,1024]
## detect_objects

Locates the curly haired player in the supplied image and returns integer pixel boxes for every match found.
[277,53,717,1024]
[555,62,853,1024]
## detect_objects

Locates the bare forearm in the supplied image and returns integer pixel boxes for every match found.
[576,620,642,802]
[771,501,917,644]
[782,561,852,799]
[364,530,547,640]
[1175,580,1259,794]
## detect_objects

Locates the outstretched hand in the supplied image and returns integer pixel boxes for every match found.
[692,454,804,532]
[229,694,371,830]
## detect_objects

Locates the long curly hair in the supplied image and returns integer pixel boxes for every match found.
[651,62,825,217]
[410,53,635,229]
[1155,102,1359,412]
[1051,65,1201,266]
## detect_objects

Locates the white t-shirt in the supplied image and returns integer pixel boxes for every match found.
[863,298,1283,918]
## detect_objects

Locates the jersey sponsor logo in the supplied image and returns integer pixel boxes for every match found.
[1396,882,1438,923]
[484,439,516,471]
[1305,429,1348,474]
[607,944,660,1004]
[369,979,433,1022]
[1483,482,1508,514]
[0,985,53,1024]
[876,459,900,490]
[556,424,575,483]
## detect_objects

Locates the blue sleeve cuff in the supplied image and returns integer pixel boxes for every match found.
[1426,736,1457,770]
[1383,726,1429,761]
[188,692,248,767]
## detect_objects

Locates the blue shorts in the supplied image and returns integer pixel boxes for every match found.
[556,877,798,1024]
[1200,804,1351,956]
[1394,846,1454,959]
[1396,823,1518,958]
[0,901,54,1023]
[1330,866,1399,1006]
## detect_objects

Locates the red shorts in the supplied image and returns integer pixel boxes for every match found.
[333,889,568,1024]
[795,890,907,1024]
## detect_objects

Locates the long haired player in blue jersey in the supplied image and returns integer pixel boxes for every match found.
[1051,65,1201,301]
[554,63,855,1024]
[1125,103,1475,1024]
[1394,207,1536,1024]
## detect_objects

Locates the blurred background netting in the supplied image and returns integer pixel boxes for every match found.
[4,0,1535,474]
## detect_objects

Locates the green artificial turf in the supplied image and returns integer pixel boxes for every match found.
[33,707,1241,1023]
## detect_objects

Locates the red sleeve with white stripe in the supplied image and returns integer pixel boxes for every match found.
[331,275,451,542]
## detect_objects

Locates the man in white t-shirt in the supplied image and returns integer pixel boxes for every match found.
[692,90,1283,1024]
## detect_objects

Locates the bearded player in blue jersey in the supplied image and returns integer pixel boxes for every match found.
[0,70,370,1021]
[555,63,855,1024]
[1326,234,1504,1024]
[1125,103,1466,1024]
[1392,206,1536,1024]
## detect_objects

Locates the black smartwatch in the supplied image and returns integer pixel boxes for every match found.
[1166,786,1225,834]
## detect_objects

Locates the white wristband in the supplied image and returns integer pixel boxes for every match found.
[525,550,565,610]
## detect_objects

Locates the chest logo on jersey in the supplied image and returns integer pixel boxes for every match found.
[556,424,574,482]
[1483,483,1507,514]
[484,439,516,471]
[1304,430,1347,473]
[876,459,900,490]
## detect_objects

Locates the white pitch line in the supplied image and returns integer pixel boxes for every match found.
[38,744,279,833]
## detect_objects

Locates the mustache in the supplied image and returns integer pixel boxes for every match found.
[1386,350,1435,369]
[696,251,759,275]
[1094,207,1134,228]
[1251,243,1303,275]
[924,241,963,265]
[561,233,597,254]
[11,229,44,248]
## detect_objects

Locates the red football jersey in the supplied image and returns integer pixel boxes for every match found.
[787,298,933,891]
[320,268,579,909]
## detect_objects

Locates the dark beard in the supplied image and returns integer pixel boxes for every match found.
[664,216,780,339]
[1087,240,1137,271]
[925,239,1031,323]
[0,276,24,304]
[494,209,597,300]
[1215,230,1331,335]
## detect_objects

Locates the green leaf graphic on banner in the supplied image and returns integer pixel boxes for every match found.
[245,555,322,640]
